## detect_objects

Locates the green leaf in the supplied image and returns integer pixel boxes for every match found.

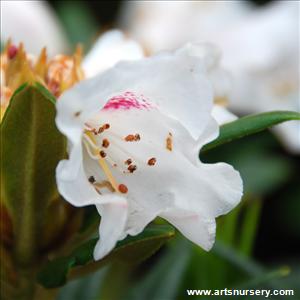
[122,238,191,300]
[1,83,66,265]
[212,241,264,277]
[237,266,290,289]
[201,111,300,153]
[37,224,175,288]
[237,198,262,257]
[201,131,294,195]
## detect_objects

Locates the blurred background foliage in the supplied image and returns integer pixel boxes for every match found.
[36,0,300,299]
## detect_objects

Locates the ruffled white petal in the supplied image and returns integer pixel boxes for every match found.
[160,209,216,251]
[56,143,124,207]
[56,154,101,207]
[57,43,214,141]
[83,30,144,78]
[93,197,128,260]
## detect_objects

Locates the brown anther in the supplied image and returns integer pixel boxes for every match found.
[102,139,110,148]
[148,157,156,166]
[88,176,95,183]
[98,123,110,134]
[166,133,173,151]
[128,165,137,173]
[92,128,98,135]
[74,111,81,117]
[8,45,18,59]
[118,184,128,194]
[125,158,132,165]
[125,134,141,142]
[99,150,107,158]
[125,134,135,142]
[113,163,117,167]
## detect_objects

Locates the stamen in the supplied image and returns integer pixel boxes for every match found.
[148,157,157,166]
[88,176,96,183]
[83,134,100,152]
[125,158,132,165]
[98,123,110,134]
[102,139,110,148]
[166,132,173,151]
[125,134,135,142]
[74,111,81,117]
[85,131,119,193]
[125,133,141,142]
[99,150,107,158]
[94,181,114,192]
[83,140,100,160]
[128,165,137,173]
[118,184,128,194]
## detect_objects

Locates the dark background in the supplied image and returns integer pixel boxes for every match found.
[48,0,272,29]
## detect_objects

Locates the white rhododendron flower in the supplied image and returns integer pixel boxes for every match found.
[56,44,243,260]
[121,0,300,152]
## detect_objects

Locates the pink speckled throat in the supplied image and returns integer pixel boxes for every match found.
[103,92,154,110]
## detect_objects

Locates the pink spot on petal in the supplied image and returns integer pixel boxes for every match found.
[103,92,154,111]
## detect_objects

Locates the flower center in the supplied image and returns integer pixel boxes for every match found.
[82,92,175,196]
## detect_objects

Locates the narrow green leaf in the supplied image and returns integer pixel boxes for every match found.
[218,204,242,245]
[238,198,262,257]
[1,84,66,265]
[37,225,175,288]
[122,238,191,300]
[212,241,264,276]
[201,111,300,153]
[237,266,290,289]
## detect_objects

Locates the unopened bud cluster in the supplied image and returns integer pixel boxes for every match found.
[0,41,85,119]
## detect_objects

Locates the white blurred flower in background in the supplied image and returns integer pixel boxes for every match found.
[83,30,144,78]
[120,0,300,153]
[1,0,70,56]
[120,0,251,54]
